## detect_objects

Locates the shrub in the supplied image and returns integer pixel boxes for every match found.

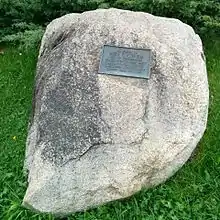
[112,0,220,35]
[0,0,219,49]
[0,22,44,50]
[1,25,44,50]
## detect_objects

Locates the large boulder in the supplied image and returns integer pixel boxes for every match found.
[23,8,209,215]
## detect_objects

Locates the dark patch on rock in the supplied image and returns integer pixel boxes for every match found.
[35,43,102,166]
[201,52,205,61]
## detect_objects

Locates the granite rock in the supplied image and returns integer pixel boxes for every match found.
[23,8,209,216]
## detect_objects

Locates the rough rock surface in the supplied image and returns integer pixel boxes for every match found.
[23,8,209,215]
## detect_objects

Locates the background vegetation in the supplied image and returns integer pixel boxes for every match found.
[0,0,220,49]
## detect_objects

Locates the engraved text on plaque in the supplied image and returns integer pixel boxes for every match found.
[98,45,151,79]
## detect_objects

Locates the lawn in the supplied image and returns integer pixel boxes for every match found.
[0,39,219,220]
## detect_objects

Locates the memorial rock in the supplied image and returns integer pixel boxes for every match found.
[23,8,209,215]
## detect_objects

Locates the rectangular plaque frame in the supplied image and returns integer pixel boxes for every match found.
[98,45,152,79]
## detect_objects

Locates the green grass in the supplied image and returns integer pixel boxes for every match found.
[0,40,220,220]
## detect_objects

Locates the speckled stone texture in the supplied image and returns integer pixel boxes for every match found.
[23,8,209,216]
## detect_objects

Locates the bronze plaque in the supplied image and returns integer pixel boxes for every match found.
[98,45,151,79]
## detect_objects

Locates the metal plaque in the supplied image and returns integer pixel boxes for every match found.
[98,45,151,79]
